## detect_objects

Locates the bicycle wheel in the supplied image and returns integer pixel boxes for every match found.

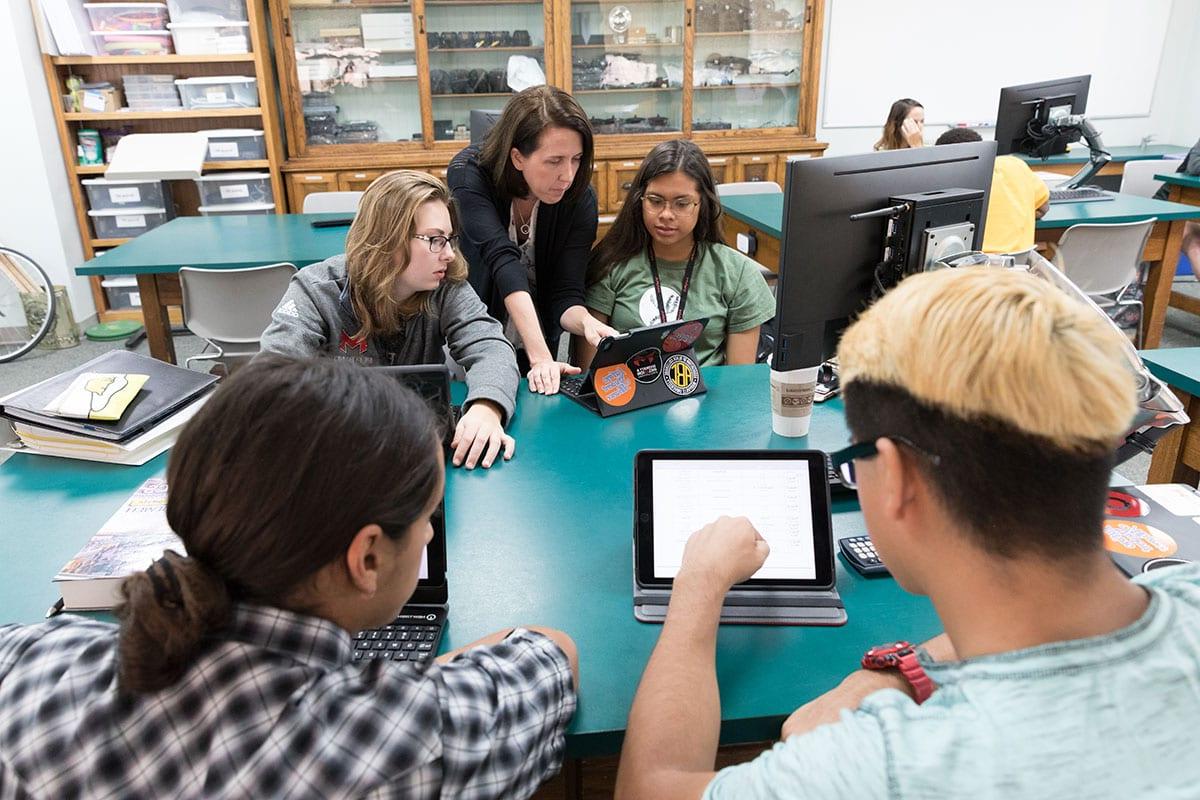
[0,247,55,363]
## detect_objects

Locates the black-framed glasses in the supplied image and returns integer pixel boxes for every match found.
[641,193,700,214]
[828,436,941,489]
[413,233,459,253]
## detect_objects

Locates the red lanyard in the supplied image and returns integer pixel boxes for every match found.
[646,242,699,324]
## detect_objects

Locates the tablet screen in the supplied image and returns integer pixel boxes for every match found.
[635,450,834,588]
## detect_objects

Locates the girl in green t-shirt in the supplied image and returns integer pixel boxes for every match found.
[583,140,775,367]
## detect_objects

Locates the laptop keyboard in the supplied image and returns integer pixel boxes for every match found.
[1048,187,1112,203]
[559,374,587,398]
[826,454,853,495]
[353,611,445,664]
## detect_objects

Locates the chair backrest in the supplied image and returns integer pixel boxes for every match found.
[1119,157,1183,197]
[180,263,297,345]
[1051,219,1156,296]
[302,191,364,214]
[716,181,783,197]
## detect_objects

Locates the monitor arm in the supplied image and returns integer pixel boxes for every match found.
[934,251,1188,465]
[1033,114,1112,189]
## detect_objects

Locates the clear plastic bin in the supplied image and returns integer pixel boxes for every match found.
[84,3,168,31]
[198,202,275,216]
[166,0,247,22]
[88,207,170,239]
[90,30,173,56]
[175,76,258,109]
[102,277,142,309]
[194,171,273,206]
[122,74,181,110]
[82,178,171,211]
[203,129,265,161]
[168,21,250,54]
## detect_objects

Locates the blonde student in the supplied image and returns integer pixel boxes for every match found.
[583,139,775,367]
[260,170,518,470]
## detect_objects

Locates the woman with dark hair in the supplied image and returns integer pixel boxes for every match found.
[874,98,925,151]
[0,356,578,799]
[583,139,775,367]
[448,85,617,395]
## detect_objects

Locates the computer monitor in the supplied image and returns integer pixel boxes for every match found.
[772,141,997,371]
[994,75,1091,157]
[469,109,503,144]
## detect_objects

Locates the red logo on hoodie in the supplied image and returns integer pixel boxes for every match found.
[339,331,367,354]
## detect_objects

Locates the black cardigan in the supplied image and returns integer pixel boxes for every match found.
[447,144,598,344]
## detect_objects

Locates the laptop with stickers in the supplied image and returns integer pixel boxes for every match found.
[560,318,710,417]
[633,450,847,626]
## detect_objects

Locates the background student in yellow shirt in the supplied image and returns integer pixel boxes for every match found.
[936,127,1049,254]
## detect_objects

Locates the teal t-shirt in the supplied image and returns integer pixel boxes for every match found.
[704,563,1200,799]
[585,243,775,366]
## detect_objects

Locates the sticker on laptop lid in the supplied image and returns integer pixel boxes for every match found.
[663,353,700,396]
[661,321,704,353]
[1102,519,1178,559]
[627,347,662,384]
[594,364,636,407]
[1106,490,1148,518]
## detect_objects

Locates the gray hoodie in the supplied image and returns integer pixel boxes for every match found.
[259,255,519,422]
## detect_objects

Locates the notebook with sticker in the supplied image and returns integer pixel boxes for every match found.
[560,318,710,417]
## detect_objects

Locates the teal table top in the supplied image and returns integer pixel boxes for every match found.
[0,364,940,755]
[720,191,1200,243]
[1155,173,1200,190]
[1140,348,1200,398]
[1015,144,1188,166]
[76,213,350,276]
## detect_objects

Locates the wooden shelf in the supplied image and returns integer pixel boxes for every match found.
[75,160,271,174]
[51,53,257,65]
[575,86,680,94]
[696,29,803,37]
[64,107,263,121]
[574,42,682,49]
[695,82,800,90]
[428,46,543,53]
[430,91,514,98]
[369,75,419,81]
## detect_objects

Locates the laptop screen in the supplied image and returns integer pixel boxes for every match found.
[635,450,835,589]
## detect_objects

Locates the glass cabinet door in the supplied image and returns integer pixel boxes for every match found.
[289,0,421,146]
[692,0,806,131]
[423,0,549,143]
[569,0,685,135]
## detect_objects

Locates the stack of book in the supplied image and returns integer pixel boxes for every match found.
[1,350,217,465]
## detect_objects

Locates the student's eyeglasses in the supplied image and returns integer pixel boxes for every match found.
[641,194,700,214]
[413,234,459,253]
[827,436,941,489]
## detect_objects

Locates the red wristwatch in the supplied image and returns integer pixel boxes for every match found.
[861,641,933,704]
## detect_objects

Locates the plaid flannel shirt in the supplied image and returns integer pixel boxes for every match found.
[0,604,575,799]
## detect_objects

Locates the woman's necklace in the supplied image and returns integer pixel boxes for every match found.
[513,199,533,237]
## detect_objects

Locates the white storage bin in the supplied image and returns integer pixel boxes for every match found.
[84,3,168,31]
[166,0,247,22]
[83,178,171,211]
[175,76,258,109]
[203,129,265,161]
[194,171,273,206]
[198,202,275,216]
[88,207,170,239]
[102,277,142,310]
[91,29,173,55]
[168,21,250,54]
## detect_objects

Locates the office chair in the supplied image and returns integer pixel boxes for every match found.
[1119,157,1183,198]
[302,191,364,214]
[179,263,297,372]
[1051,219,1155,347]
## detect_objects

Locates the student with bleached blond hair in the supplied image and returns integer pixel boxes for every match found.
[616,267,1200,800]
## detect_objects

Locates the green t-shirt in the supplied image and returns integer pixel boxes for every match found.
[585,243,775,366]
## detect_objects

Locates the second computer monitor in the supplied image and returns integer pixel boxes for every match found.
[994,74,1091,157]
[772,141,997,371]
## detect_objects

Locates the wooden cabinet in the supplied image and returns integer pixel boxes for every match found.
[734,154,776,184]
[338,170,385,191]
[286,172,338,212]
[706,156,731,184]
[607,159,643,210]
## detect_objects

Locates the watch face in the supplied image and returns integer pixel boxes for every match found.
[867,641,912,658]
[608,5,632,33]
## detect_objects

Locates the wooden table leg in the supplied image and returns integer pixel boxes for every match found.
[561,757,583,800]
[1148,389,1200,485]
[1141,219,1188,349]
[135,273,177,364]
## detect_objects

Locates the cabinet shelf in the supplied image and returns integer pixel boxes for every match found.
[428,46,543,52]
[695,82,800,91]
[575,86,681,94]
[425,0,542,5]
[51,53,257,65]
[431,91,514,98]
[696,29,804,37]
[75,160,271,174]
[64,108,263,121]
[574,42,682,49]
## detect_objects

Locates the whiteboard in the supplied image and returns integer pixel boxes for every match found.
[822,0,1172,128]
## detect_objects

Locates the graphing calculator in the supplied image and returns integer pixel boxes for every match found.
[838,536,890,576]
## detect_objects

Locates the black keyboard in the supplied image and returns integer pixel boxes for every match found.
[1048,187,1113,204]
[559,374,587,398]
[353,611,445,663]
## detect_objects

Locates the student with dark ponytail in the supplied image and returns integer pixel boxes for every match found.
[0,356,578,799]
